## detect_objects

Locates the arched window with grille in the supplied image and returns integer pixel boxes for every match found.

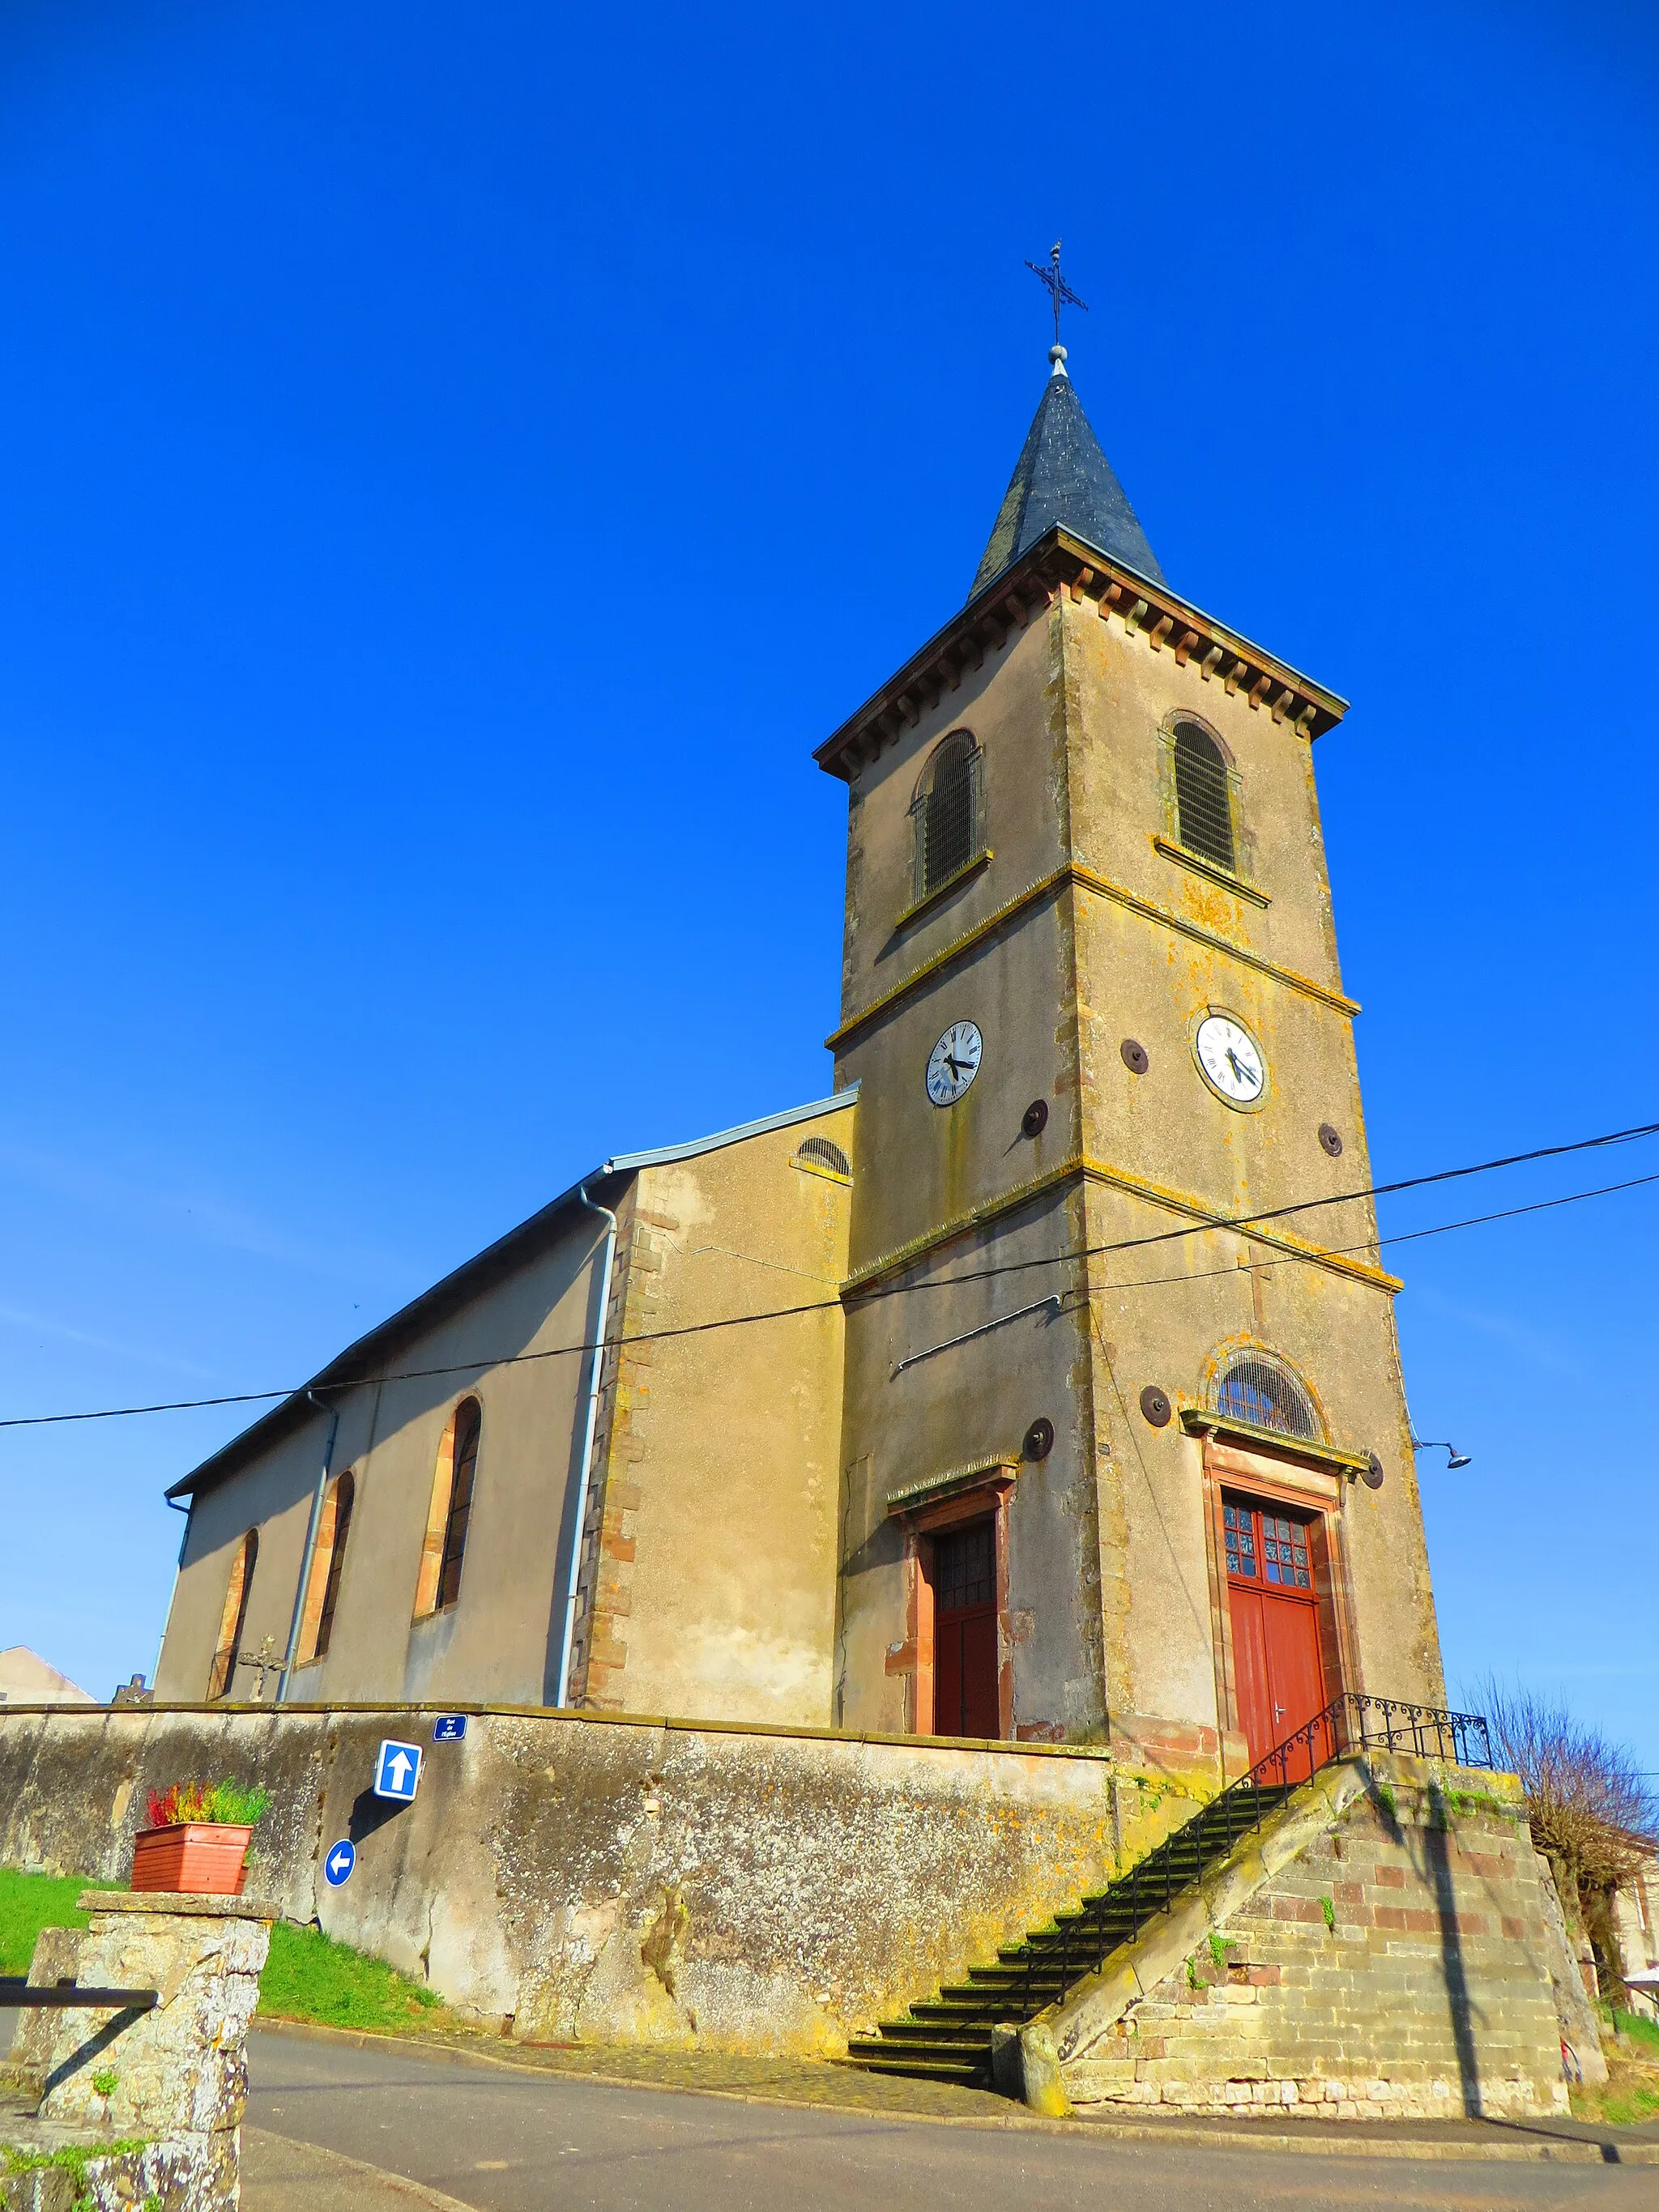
[913,732,981,899]
[207,1528,258,1699]
[1172,721,1235,872]
[1213,1351,1319,1442]
[301,1469,356,1663]
[416,1399,481,1617]
[793,1135,852,1183]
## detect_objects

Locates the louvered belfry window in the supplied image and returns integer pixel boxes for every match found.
[1173,722,1235,872]
[922,735,977,894]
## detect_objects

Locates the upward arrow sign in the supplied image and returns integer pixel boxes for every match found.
[387,1751,412,1790]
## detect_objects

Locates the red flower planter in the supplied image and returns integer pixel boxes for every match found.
[130,1821,254,1896]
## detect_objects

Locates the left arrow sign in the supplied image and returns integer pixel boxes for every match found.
[323,1838,356,1887]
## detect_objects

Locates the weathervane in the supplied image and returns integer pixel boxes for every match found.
[1025,241,1088,363]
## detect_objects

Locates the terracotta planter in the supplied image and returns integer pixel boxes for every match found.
[130,1821,254,1896]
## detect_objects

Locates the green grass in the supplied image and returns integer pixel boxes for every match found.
[0,1869,123,1975]
[0,1868,445,2036]
[1613,2005,1659,2060]
[258,1921,445,2033]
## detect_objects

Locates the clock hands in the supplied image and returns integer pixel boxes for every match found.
[1224,1046,1257,1086]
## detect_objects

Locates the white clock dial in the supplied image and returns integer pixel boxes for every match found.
[1194,1013,1266,1106]
[926,1020,983,1106]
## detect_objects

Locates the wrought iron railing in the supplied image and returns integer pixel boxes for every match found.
[1014,1692,1491,2014]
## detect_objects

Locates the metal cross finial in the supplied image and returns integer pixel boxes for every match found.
[1025,239,1089,350]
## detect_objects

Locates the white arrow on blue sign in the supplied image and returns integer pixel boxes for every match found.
[323,1838,356,1887]
[374,1738,423,1802]
[433,1715,467,1743]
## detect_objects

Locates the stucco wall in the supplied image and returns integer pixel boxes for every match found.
[0,1701,1127,2057]
[569,1110,852,1727]
[155,1213,605,1709]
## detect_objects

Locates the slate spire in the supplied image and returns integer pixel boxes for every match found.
[970,347,1165,600]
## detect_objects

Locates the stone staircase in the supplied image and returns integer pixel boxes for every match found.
[842,1775,1302,2088]
[843,1694,1495,2092]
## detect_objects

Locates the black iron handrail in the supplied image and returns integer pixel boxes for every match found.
[1015,1691,1491,2015]
[0,1976,157,2010]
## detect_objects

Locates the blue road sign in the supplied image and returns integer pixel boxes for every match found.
[374,1738,423,1803]
[433,1714,467,1743]
[323,1838,356,1888]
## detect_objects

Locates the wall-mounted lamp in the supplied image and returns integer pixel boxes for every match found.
[1412,1436,1472,1471]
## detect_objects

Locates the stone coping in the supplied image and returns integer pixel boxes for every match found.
[77,1890,283,1921]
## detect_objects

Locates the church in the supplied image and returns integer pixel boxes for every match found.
[154,339,1444,1795]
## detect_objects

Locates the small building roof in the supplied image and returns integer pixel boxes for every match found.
[166,1089,857,1506]
[0,1646,94,1704]
[970,361,1165,600]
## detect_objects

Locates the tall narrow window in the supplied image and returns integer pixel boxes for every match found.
[207,1529,258,1699]
[1173,722,1235,871]
[437,1399,480,1609]
[916,733,979,897]
[310,1469,355,1660]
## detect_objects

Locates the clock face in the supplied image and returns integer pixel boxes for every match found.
[1194,1013,1266,1106]
[926,1021,983,1106]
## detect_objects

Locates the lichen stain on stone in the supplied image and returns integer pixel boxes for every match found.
[639,1886,689,1997]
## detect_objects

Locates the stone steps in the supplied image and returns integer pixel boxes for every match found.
[841,1780,1298,2091]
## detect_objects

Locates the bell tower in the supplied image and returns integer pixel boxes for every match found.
[818,342,1443,1781]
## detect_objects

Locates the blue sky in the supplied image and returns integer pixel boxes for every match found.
[1,1,1654,1764]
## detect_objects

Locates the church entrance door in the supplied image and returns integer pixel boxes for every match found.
[1223,1498,1328,1772]
[932,1518,999,1738]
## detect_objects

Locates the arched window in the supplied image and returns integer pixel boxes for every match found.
[915,732,981,897]
[207,1528,258,1699]
[1173,722,1235,872]
[1213,1353,1318,1442]
[301,1469,356,1663]
[416,1399,481,1617]
[438,1400,480,1609]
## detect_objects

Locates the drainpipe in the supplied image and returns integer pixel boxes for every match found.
[555,1183,619,1708]
[276,1390,341,1705]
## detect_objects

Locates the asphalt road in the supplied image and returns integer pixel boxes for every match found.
[245,2031,1658,2212]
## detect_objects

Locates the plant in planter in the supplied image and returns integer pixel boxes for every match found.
[132,1779,273,1896]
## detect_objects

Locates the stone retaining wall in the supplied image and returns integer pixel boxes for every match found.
[0,1701,1198,2055]
[1038,1754,1574,2120]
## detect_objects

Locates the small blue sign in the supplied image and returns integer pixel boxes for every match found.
[323,1838,356,1888]
[374,1738,423,1803]
[433,1714,467,1743]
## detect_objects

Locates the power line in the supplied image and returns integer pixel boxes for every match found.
[0,1131,1654,1435]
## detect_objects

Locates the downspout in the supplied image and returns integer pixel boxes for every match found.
[555,1183,619,1708]
[148,1491,194,1696]
[276,1389,341,1704]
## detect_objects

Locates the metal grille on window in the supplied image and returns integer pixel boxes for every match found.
[923,743,975,893]
[1215,1355,1318,1440]
[1173,723,1235,871]
[935,1519,994,1612]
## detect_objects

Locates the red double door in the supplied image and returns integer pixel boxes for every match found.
[1223,1498,1330,1775]
[932,1518,1000,1738]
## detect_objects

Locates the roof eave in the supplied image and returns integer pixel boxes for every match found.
[814,526,1349,784]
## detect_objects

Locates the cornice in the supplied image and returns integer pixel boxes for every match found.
[842,1154,1401,1300]
[813,526,1350,786]
[826,862,1358,1053]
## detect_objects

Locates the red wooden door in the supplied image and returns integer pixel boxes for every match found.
[1223,1500,1328,1774]
[932,1519,1000,1738]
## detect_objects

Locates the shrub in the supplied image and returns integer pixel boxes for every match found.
[145,1780,272,1829]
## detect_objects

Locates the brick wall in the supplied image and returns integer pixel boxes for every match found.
[1061,1758,1570,2120]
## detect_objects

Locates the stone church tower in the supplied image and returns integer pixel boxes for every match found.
[820,345,1444,1780]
